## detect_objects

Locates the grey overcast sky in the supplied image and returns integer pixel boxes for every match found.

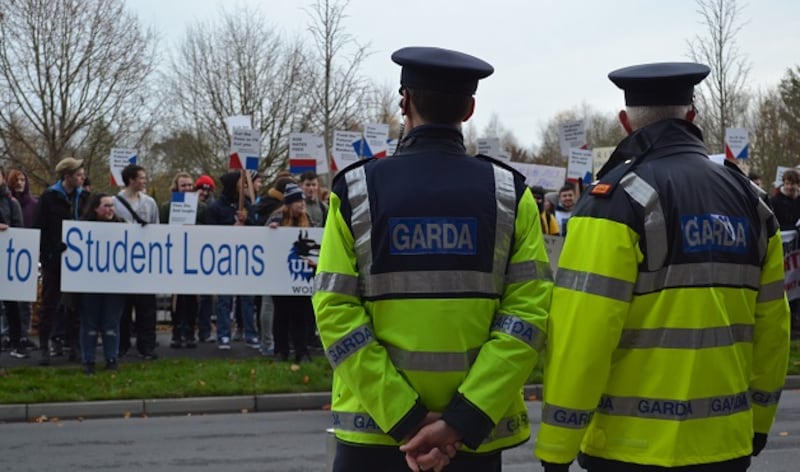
[127,0,799,149]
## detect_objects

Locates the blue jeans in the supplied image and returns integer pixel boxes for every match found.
[197,295,214,340]
[80,293,125,364]
[215,295,257,341]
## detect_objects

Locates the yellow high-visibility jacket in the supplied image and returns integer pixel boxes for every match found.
[535,120,790,468]
[313,127,552,452]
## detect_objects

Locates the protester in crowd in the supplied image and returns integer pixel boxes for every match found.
[268,183,314,363]
[536,62,790,472]
[770,169,800,231]
[205,171,259,350]
[78,193,127,375]
[0,166,28,359]
[159,172,205,349]
[7,169,39,350]
[299,171,328,227]
[195,174,216,204]
[252,176,297,356]
[313,47,551,471]
[34,157,90,365]
[194,176,216,342]
[748,171,764,190]
[319,186,330,206]
[554,183,576,236]
[114,164,160,360]
[531,185,560,236]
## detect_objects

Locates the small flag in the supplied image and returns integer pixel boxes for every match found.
[171,192,186,203]
[290,158,317,174]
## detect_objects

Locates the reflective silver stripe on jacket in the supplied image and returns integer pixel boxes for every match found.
[325,324,374,368]
[346,163,517,299]
[492,314,545,350]
[595,391,750,421]
[385,344,480,372]
[635,262,761,295]
[541,403,594,429]
[332,410,530,442]
[506,260,553,284]
[757,280,786,304]
[315,271,360,297]
[556,268,634,303]
[750,388,782,407]
[617,324,753,349]
[621,173,667,271]
[493,166,517,292]
[346,166,374,276]
[482,412,531,442]
[331,411,384,434]
[362,270,498,298]
[756,198,774,263]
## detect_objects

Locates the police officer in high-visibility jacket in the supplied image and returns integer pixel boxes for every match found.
[535,62,791,472]
[312,46,552,472]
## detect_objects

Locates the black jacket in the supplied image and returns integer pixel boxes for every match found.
[769,189,800,231]
[0,184,23,228]
[33,181,89,267]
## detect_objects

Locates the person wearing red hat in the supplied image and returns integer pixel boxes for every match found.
[195,175,216,204]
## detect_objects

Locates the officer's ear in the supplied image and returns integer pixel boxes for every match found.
[618,110,634,135]
[685,105,697,123]
[462,97,476,122]
[400,89,410,116]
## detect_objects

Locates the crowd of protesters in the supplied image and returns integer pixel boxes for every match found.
[2,158,798,373]
[0,159,330,374]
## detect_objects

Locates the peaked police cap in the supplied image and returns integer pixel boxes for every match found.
[608,62,710,106]
[392,46,494,95]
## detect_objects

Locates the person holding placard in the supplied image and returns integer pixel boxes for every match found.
[78,193,127,374]
[313,46,551,472]
[0,166,28,360]
[114,164,160,360]
[159,172,206,349]
[33,157,90,365]
[535,62,790,472]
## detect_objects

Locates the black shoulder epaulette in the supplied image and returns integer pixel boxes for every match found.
[331,157,377,187]
[473,153,525,180]
[589,156,638,198]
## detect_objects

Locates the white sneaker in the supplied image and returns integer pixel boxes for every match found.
[217,337,231,350]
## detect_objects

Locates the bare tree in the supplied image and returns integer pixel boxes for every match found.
[747,67,800,183]
[164,6,315,180]
[687,0,751,153]
[305,0,371,165]
[0,0,157,187]
[535,104,625,166]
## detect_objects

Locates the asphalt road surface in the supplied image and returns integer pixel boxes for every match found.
[1,392,799,472]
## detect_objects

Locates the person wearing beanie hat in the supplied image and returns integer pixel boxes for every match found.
[195,174,216,203]
[530,185,559,236]
[266,182,313,365]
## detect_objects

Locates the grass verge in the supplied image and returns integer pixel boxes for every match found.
[0,340,796,405]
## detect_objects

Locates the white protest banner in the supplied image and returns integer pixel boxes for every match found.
[229,127,260,170]
[477,138,501,158]
[567,148,594,184]
[509,162,567,191]
[169,192,199,225]
[708,153,726,166]
[365,123,390,158]
[61,223,323,296]
[0,228,40,301]
[543,235,563,276]
[109,148,137,187]
[783,231,800,301]
[725,127,749,159]
[559,120,586,157]
[331,130,362,172]
[775,166,793,188]
[387,138,398,156]
[289,132,320,175]
[226,115,252,136]
[593,146,615,173]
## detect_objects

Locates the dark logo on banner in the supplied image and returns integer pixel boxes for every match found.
[288,230,320,282]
